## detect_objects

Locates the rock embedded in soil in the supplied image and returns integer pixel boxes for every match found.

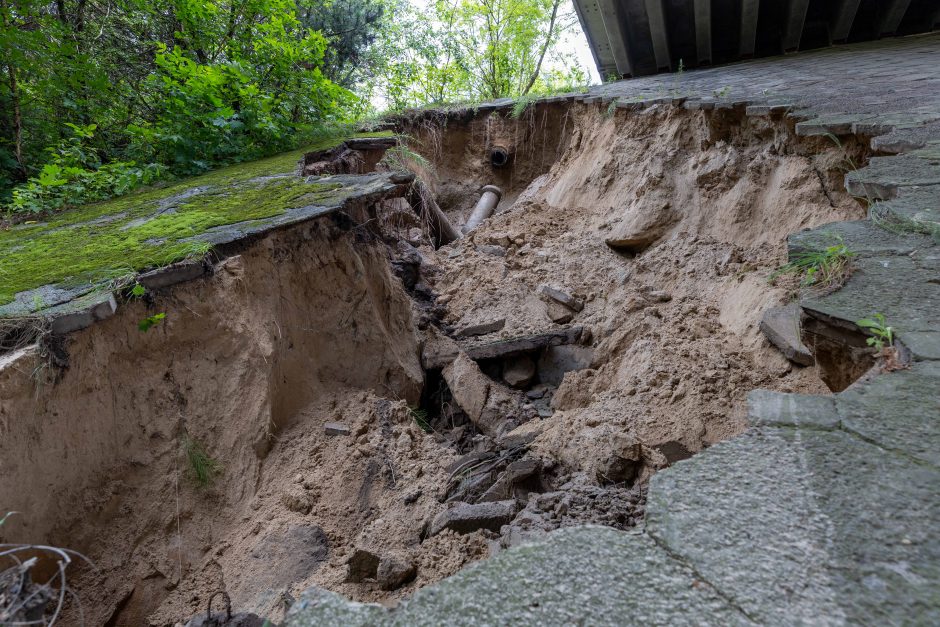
[537,284,584,312]
[546,302,574,324]
[376,556,417,590]
[429,500,518,536]
[457,318,507,338]
[502,355,536,388]
[760,304,814,366]
[324,422,352,436]
[443,353,524,437]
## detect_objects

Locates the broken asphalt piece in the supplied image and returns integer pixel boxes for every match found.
[429,500,518,536]
[759,304,814,366]
[324,422,351,436]
[457,318,506,338]
[537,284,584,312]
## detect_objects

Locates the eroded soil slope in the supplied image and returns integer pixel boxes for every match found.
[0,101,870,626]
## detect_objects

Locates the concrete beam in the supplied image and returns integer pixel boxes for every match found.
[879,0,911,36]
[739,0,760,57]
[572,0,618,78]
[830,0,861,42]
[693,0,711,64]
[597,0,634,76]
[644,0,672,70]
[782,0,810,51]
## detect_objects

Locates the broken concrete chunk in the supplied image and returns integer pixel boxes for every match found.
[49,292,118,335]
[759,304,814,366]
[538,284,584,312]
[502,355,536,388]
[424,327,584,370]
[546,301,574,324]
[458,318,506,338]
[377,557,416,590]
[421,327,462,369]
[429,500,518,536]
[138,260,205,290]
[324,422,351,436]
[443,353,523,437]
[443,354,491,429]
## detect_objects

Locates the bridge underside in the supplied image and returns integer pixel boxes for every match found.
[575,0,940,78]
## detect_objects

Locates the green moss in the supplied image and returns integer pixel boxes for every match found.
[0,132,393,311]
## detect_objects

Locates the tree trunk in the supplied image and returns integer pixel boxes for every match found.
[6,62,25,178]
[522,0,561,96]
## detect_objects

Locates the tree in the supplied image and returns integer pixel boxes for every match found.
[367,0,583,110]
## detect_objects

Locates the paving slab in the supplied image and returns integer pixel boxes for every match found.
[647,425,940,626]
[284,527,750,626]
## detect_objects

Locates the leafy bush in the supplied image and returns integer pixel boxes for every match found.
[5,124,164,215]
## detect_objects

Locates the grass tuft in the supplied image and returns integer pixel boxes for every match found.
[183,434,222,488]
[769,236,855,293]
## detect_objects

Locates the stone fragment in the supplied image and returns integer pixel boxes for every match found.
[429,500,518,536]
[458,318,506,338]
[477,244,507,257]
[324,422,351,436]
[546,302,573,324]
[537,285,584,312]
[605,197,677,252]
[759,304,814,366]
[377,557,417,590]
[502,355,535,388]
[184,611,266,627]
[282,489,313,514]
[643,289,672,303]
[442,353,522,437]
[596,433,642,484]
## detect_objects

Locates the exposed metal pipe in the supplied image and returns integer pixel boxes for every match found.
[463,185,503,234]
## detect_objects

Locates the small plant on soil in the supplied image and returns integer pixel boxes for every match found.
[857,313,908,371]
[138,312,166,332]
[130,283,146,298]
[409,407,432,433]
[857,313,894,351]
[769,237,855,292]
[183,434,222,487]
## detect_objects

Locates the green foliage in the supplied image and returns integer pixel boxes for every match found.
[138,312,166,332]
[770,237,856,291]
[6,125,165,215]
[857,313,894,351]
[1,0,356,210]
[131,283,147,298]
[369,0,588,110]
[410,407,432,433]
[183,434,222,487]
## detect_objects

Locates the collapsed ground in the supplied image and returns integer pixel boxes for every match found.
[0,100,870,625]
